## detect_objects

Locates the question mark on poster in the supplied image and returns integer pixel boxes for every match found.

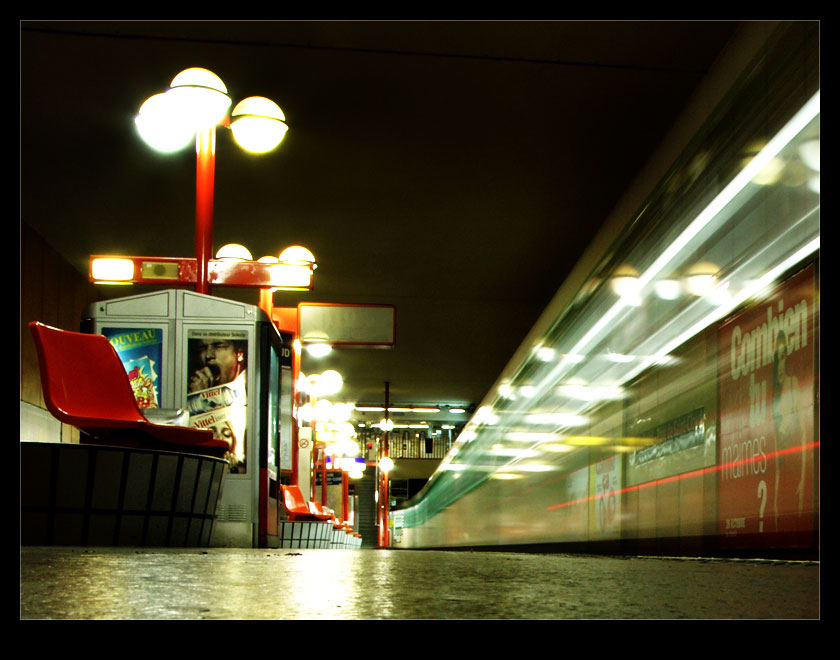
[757,479,767,532]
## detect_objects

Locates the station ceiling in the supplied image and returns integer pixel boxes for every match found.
[20,20,743,429]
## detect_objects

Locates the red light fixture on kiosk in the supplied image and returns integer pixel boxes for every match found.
[89,247,316,291]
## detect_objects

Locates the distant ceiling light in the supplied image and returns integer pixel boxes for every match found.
[376,418,395,432]
[487,446,541,458]
[685,262,719,296]
[298,402,313,423]
[648,353,677,366]
[329,402,354,423]
[340,457,366,473]
[557,383,624,402]
[752,156,786,185]
[317,370,343,396]
[540,443,575,453]
[515,464,556,472]
[474,406,498,425]
[498,383,516,399]
[305,342,332,358]
[313,399,334,423]
[526,412,589,427]
[611,275,640,298]
[215,244,253,262]
[705,282,734,307]
[354,405,439,413]
[610,265,642,305]
[506,432,556,442]
[605,350,634,363]
[449,408,467,414]
[378,456,394,473]
[654,278,682,300]
[534,345,556,362]
[798,138,820,172]
[491,472,522,480]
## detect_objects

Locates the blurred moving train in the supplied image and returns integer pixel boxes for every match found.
[391,22,820,559]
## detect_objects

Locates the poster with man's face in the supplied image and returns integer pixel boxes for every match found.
[718,264,816,548]
[187,329,249,473]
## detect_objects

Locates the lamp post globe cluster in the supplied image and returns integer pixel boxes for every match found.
[133,67,292,296]
[135,67,288,154]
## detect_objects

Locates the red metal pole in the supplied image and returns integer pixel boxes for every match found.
[195,126,216,295]
[342,471,349,523]
[380,381,390,547]
[321,448,328,506]
[258,288,274,318]
[291,339,302,487]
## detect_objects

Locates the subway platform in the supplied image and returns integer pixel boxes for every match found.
[20,547,820,620]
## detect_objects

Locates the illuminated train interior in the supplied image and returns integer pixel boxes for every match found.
[392,23,819,558]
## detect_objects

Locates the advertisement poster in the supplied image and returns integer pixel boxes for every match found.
[277,332,294,473]
[629,408,707,467]
[718,264,816,548]
[590,454,622,538]
[186,329,249,473]
[552,465,590,541]
[103,327,163,409]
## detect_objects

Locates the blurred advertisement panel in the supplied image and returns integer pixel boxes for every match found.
[718,264,816,548]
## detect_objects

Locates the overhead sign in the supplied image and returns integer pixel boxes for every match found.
[298,303,396,347]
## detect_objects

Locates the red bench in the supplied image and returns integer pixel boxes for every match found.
[29,321,229,458]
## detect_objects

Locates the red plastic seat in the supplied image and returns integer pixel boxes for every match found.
[29,321,228,458]
[280,484,326,521]
[333,517,352,531]
[308,500,336,522]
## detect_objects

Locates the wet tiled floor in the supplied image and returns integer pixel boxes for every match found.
[20,547,819,620]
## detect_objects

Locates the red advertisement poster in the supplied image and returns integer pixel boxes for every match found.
[718,264,816,548]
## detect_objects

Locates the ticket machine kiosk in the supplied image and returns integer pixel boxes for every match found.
[83,289,294,547]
